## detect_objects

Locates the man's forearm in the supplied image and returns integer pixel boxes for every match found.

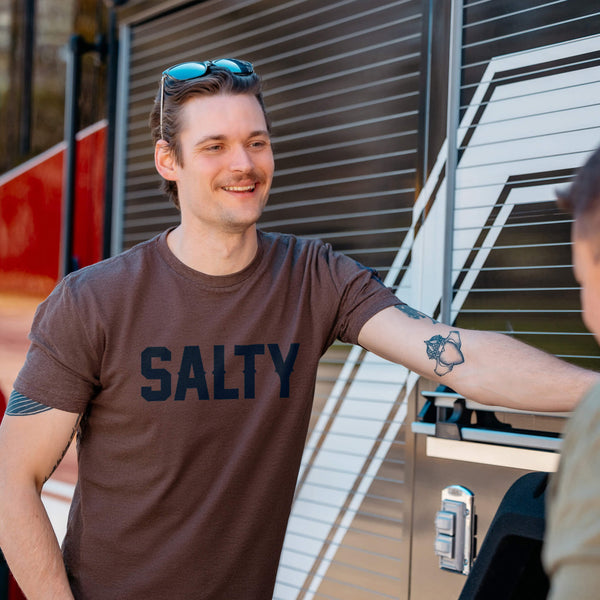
[0,485,74,599]
[448,328,600,412]
[359,306,599,413]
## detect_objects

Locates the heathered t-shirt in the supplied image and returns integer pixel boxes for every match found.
[15,229,399,599]
[543,382,600,600]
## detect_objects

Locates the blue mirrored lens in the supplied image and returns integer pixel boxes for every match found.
[163,62,209,80]
[212,58,254,74]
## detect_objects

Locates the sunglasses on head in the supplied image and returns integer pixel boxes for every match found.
[159,58,255,140]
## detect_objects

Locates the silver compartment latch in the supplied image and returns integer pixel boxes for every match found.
[434,485,476,575]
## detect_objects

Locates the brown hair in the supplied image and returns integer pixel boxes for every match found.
[149,67,270,209]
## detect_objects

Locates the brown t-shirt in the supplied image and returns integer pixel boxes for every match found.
[15,229,399,599]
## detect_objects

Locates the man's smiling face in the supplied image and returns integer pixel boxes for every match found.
[172,92,274,235]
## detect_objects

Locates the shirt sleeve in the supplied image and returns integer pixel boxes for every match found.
[13,278,102,413]
[543,383,600,599]
[318,242,401,345]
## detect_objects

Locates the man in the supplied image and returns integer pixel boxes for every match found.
[543,146,600,599]
[0,59,596,600]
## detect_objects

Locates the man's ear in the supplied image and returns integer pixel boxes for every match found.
[155,140,178,181]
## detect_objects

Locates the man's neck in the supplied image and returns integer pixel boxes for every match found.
[166,224,259,276]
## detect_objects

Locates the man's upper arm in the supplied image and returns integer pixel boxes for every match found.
[0,392,81,491]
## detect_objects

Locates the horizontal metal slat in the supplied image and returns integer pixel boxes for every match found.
[463,0,569,31]
[463,10,600,50]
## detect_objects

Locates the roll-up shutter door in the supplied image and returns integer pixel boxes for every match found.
[448,1,600,371]
[120,1,423,599]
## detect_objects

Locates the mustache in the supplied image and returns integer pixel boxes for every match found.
[218,171,265,186]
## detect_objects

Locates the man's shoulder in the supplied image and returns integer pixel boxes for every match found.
[259,230,332,259]
[569,382,600,432]
[260,230,325,247]
[559,381,600,469]
[62,233,163,293]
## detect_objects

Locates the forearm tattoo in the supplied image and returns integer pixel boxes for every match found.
[395,303,437,324]
[425,331,465,376]
[393,304,463,376]
[6,390,52,415]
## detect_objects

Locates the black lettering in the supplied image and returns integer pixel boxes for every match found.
[235,344,265,399]
[268,343,299,398]
[213,345,239,400]
[141,346,171,401]
[175,346,209,400]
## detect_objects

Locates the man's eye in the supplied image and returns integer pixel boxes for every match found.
[249,140,269,149]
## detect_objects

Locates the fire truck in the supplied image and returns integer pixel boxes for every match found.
[1,1,599,598]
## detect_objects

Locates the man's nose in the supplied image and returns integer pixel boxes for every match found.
[230,145,253,172]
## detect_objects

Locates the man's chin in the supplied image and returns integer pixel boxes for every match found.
[222,213,263,234]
